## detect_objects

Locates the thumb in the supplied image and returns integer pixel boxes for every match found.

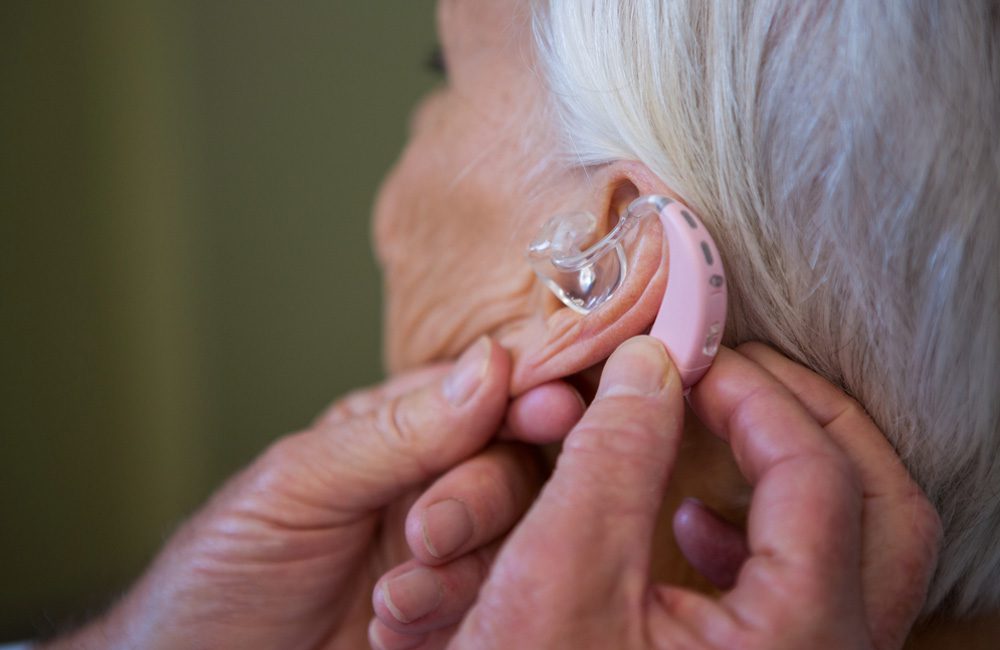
[538,336,684,569]
[254,337,512,521]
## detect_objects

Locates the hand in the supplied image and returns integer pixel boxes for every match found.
[370,337,941,650]
[41,337,584,650]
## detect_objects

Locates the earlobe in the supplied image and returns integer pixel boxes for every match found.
[501,162,677,396]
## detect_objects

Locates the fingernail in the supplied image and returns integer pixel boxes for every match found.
[596,336,673,398]
[443,337,490,406]
[422,498,474,558]
[381,567,443,624]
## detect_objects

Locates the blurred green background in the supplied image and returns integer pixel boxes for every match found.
[0,1,436,641]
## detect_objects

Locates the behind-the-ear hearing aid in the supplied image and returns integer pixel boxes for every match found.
[528,195,726,388]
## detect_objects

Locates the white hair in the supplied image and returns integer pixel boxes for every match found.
[532,0,1000,615]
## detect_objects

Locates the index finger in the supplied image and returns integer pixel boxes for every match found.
[313,364,449,426]
[734,342,934,505]
[688,347,865,621]
[735,342,940,647]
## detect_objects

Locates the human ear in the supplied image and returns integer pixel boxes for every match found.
[501,161,679,396]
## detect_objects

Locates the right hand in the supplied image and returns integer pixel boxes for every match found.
[370,338,941,650]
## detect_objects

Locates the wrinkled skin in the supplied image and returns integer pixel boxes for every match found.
[374,0,675,396]
[374,0,555,376]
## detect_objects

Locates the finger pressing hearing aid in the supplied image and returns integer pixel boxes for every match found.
[528,336,684,571]
[405,443,542,564]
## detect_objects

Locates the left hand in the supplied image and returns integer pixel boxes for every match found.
[39,337,585,650]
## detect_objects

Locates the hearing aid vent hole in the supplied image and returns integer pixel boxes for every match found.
[700,242,714,266]
[681,210,697,229]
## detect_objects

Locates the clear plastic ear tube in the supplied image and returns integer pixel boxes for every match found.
[526,196,664,314]
[527,195,727,387]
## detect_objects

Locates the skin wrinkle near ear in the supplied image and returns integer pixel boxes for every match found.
[530,312,584,367]
[383,0,677,397]
[508,215,668,396]
[506,164,668,372]
[577,219,666,342]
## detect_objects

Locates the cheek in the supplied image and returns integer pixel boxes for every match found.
[373,93,474,277]
[372,138,535,369]
[373,131,468,293]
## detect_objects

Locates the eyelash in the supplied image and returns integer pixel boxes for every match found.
[426,44,447,77]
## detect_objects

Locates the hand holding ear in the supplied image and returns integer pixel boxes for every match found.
[370,338,940,650]
[38,337,586,650]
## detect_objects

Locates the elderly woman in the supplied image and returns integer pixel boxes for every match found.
[35,0,997,648]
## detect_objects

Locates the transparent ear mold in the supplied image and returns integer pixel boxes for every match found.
[527,195,727,388]
[527,197,663,314]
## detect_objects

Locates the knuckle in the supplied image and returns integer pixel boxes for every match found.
[317,403,354,427]
[741,558,835,617]
[319,385,382,425]
[235,431,338,527]
[365,392,450,479]
[726,384,794,463]
[335,387,373,415]
[825,395,870,430]
[372,394,423,455]
[255,431,311,487]
[728,384,791,433]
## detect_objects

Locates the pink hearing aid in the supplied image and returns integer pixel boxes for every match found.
[527,195,727,388]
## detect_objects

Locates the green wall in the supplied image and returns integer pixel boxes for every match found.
[0,1,436,640]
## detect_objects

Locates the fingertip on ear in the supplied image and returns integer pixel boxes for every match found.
[507,161,679,396]
[509,219,668,395]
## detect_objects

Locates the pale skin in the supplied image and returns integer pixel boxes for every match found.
[40,0,998,648]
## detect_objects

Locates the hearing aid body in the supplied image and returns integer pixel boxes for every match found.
[643,196,726,386]
[528,195,727,388]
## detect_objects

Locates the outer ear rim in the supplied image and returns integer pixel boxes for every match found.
[506,161,679,396]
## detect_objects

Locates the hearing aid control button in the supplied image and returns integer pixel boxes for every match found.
[700,242,714,266]
[709,274,724,290]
